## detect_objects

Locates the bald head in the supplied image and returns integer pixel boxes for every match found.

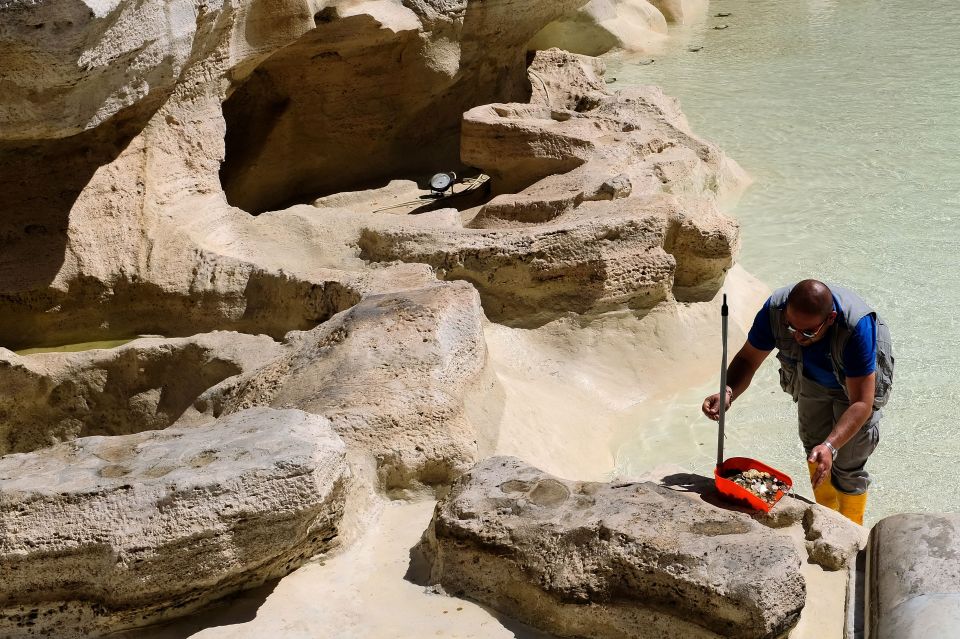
[787,280,833,317]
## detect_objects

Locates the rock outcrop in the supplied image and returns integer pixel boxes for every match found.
[197,282,492,492]
[419,458,869,638]
[0,408,349,638]
[648,0,709,24]
[0,332,282,455]
[0,1,758,635]
[359,50,745,324]
[528,0,669,56]
[221,0,594,213]
[528,0,710,56]
[0,1,740,346]
[2,0,602,350]
[419,456,814,639]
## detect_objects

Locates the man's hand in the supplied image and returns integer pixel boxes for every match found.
[702,387,733,421]
[701,343,770,422]
[808,444,834,488]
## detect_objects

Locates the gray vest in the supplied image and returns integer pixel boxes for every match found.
[768,284,894,409]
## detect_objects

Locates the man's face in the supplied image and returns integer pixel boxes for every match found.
[783,306,836,346]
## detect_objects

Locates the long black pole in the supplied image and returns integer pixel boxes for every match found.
[717,294,729,468]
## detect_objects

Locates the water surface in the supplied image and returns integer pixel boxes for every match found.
[607,0,960,524]
[14,338,140,356]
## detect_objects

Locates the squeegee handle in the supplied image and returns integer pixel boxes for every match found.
[717,294,729,468]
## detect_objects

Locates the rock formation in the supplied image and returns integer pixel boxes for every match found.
[0,0,757,635]
[527,0,709,56]
[529,0,669,55]
[0,332,282,455]
[419,457,865,639]
[2,0,597,350]
[196,282,493,492]
[648,0,709,24]
[0,408,348,638]
[359,49,745,324]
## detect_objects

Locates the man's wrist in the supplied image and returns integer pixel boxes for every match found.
[823,441,838,460]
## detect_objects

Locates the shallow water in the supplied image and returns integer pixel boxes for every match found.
[607,0,960,524]
[14,338,140,356]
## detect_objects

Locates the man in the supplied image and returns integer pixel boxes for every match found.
[702,280,894,524]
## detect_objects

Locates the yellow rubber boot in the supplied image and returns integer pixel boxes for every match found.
[807,461,839,511]
[837,491,868,525]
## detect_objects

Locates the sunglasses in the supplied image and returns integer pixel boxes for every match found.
[785,317,828,340]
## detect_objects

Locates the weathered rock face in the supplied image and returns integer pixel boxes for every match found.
[0,4,739,353]
[528,0,669,56]
[1,0,600,350]
[359,50,745,324]
[221,0,594,213]
[463,52,746,200]
[0,332,282,455]
[0,0,207,141]
[802,503,864,572]
[0,408,349,638]
[0,2,760,634]
[198,282,492,492]
[648,0,709,24]
[361,197,687,324]
[419,456,807,639]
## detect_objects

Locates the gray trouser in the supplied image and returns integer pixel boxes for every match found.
[797,375,881,495]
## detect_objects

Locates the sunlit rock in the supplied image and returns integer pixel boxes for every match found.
[199,282,492,492]
[419,456,810,639]
[0,407,348,638]
[528,0,669,56]
[0,332,282,455]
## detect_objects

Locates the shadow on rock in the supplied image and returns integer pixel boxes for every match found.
[109,579,281,639]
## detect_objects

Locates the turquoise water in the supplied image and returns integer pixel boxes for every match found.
[608,0,960,524]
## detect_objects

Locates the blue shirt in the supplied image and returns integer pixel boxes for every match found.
[747,295,877,389]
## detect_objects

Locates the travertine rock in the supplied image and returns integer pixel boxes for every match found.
[360,196,730,324]
[0,0,212,141]
[526,47,611,111]
[528,0,669,56]
[462,56,747,198]
[221,0,595,213]
[0,332,282,455]
[0,0,596,350]
[419,456,807,639]
[0,407,349,638]
[802,504,866,571]
[648,0,709,24]
[359,50,745,322]
[199,282,492,492]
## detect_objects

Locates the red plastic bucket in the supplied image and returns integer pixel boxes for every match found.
[714,457,793,513]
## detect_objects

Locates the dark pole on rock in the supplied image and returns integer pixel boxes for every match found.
[717,294,729,469]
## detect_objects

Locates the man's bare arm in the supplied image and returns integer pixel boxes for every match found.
[702,342,772,420]
[809,372,876,487]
